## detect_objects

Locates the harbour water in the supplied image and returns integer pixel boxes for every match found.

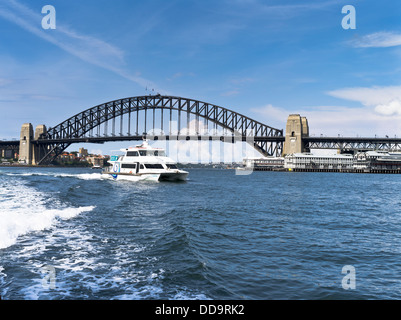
[1,166,401,300]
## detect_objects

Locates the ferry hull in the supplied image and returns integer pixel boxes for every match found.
[102,171,188,182]
[159,171,188,182]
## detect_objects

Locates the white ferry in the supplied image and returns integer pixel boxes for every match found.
[102,140,188,182]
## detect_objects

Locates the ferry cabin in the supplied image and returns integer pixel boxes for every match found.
[109,148,179,174]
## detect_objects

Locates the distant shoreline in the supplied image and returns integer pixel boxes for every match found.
[0,164,95,168]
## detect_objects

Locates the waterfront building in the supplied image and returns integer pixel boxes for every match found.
[353,151,385,170]
[354,151,401,172]
[284,153,354,171]
[79,148,88,157]
[243,157,284,171]
[244,151,401,173]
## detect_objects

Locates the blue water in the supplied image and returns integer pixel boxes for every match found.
[1,167,401,300]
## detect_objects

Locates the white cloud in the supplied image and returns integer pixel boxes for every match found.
[252,103,401,138]
[252,104,287,122]
[327,85,401,107]
[327,85,401,117]
[299,106,401,136]
[375,99,401,116]
[318,84,401,134]
[0,0,157,89]
[351,32,401,48]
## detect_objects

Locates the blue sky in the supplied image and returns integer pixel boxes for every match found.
[0,0,400,158]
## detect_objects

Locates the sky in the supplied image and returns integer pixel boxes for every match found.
[0,0,400,161]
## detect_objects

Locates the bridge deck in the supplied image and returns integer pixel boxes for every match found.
[304,137,401,150]
[4,136,401,148]
[305,137,401,143]
[34,135,285,144]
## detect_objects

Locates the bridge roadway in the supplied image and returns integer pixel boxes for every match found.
[3,135,401,152]
[1,135,283,145]
[36,135,285,144]
[304,136,401,151]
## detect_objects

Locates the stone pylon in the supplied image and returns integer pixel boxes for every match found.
[19,123,47,165]
[283,114,309,155]
[32,125,47,165]
[19,123,34,164]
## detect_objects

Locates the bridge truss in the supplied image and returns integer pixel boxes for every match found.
[36,95,284,164]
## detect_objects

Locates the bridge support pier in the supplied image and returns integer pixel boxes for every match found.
[283,114,309,155]
[19,123,47,165]
[33,125,47,165]
[19,123,33,164]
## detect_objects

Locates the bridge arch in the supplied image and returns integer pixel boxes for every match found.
[37,95,283,164]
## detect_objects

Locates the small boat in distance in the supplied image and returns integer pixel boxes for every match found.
[102,140,188,182]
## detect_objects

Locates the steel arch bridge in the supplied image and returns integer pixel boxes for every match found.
[35,95,284,164]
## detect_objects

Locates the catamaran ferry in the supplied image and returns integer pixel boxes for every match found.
[102,140,188,182]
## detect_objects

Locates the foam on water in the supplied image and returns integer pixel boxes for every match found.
[1,171,104,180]
[0,179,95,249]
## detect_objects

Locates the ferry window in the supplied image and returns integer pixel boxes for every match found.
[144,164,164,169]
[166,164,178,169]
[145,150,165,157]
[127,151,139,157]
[140,164,144,169]
[122,164,136,169]
[139,150,147,156]
[154,151,165,156]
